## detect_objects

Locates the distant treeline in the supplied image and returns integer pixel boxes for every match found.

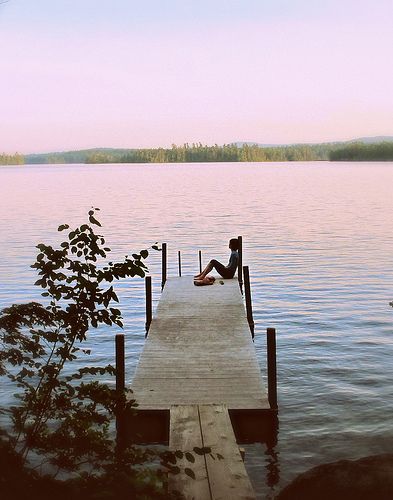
[24,143,338,164]
[25,148,132,165]
[329,142,393,161]
[0,153,24,165]
[1,142,393,166]
[118,143,337,163]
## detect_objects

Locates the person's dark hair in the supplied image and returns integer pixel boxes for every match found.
[229,238,239,251]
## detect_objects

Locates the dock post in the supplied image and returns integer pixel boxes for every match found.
[243,266,255,339]
[161,242,167,290]
[145,276,152,337]
[238,235,243,291]
[267,328,278,410]
[115,334,126,451]
[178,251,182,277]
[199,250,202,274]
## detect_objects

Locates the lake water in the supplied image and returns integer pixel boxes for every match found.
[1,162,393,498]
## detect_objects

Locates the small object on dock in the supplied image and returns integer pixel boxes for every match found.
[194,276,215,286]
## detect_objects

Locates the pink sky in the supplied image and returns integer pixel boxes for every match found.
[1,0,392,153]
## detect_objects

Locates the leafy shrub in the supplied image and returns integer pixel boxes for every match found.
[0,209,180,499]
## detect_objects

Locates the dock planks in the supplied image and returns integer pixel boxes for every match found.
[131,277,269,411]
[169,405,211,499]
[169,404,256,500]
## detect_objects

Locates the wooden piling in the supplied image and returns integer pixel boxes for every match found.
[161,242,167,290]
[267,328,278,410]
[178,251,182,277]
[199,250,202,274]
[243,266,255,339]
[115,334,126,450]
[238,235,243,289]
[145,276,152,337]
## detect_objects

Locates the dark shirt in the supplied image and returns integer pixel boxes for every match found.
[227,250,239,272]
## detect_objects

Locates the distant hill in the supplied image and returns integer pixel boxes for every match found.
[233,136,393,148]
[348,136,393,144]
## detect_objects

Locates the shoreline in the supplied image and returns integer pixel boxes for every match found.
[3,159,393,167]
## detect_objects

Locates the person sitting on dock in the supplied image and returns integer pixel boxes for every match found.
[194,238,239,282]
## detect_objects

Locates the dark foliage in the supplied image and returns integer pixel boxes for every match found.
[0,210,183,498]
[329,142,393,161]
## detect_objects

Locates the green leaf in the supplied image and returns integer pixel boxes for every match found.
[169,466,180,475]
[165,452,177,464]
[185,452,195,463]
[185,468,195,479]
[89,215,102,227]
[193,446,211,455]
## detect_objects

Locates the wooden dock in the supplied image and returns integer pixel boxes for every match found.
[169,404,256,500]
[124,273,277,499]
[131,277,269,411]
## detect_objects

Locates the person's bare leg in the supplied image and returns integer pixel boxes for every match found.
[194,261,213,279]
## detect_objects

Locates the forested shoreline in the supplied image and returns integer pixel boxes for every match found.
[1,141,393,165]
[20,143,337,164]
[0,153,24,165]
[329,142,393,161]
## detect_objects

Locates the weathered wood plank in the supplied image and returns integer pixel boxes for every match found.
[169,405,211,499]
[199,405,256,500]
[131,277,268,411]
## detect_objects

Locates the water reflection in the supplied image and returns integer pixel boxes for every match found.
[1,162,393,498]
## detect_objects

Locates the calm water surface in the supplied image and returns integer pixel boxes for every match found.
[1,162,393,498]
